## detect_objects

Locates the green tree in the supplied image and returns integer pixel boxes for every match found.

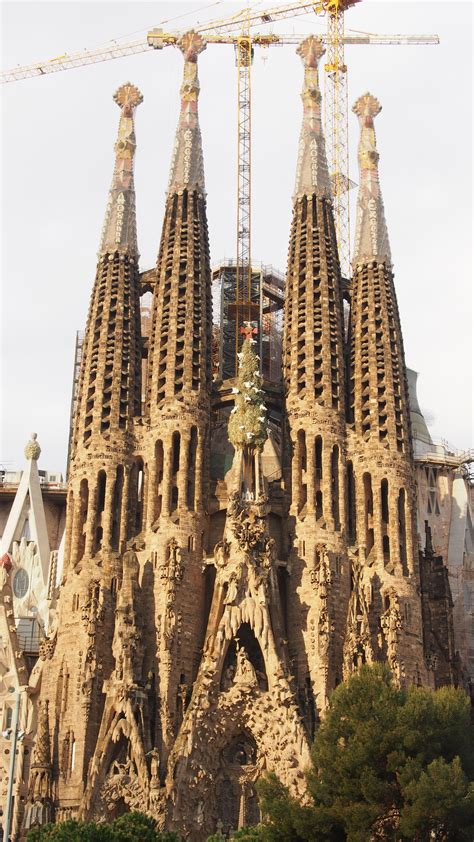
[26,819,114,842]
[26,812,183,842]
[257,664,474,841]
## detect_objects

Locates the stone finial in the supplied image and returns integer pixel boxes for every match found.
[113,82,143,114]
[352,92,381,120]
[293,37,331,199]
[178,31,207,63]
[352,91,391,266]
[99,82,143,257]
[296,35,325,68]
[25,432,41,461]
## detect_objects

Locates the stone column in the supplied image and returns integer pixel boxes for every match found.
[291,432,301,516]
[355,470,367,559]
[63,492,75,572]
[373,479,384,566]
[178,432,191,511]
[141,463,149,531]
[84,476,98,557]
[338,453,346,536]
[195,431,204,512]
[147,451,159,529]
[101,470,115,551]
[405,487,416,574]
[162,445,172,517]
[119,466,130,551]
[323,441,334,530]
[306,435,315,514]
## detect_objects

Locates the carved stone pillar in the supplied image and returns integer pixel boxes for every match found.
[306,434,315,514]
[323,442,334,530]
[84,477,98,557]
[162,446,172,517]
[388,486,401,571]
[101,470,115,551]
[147,451,158,529]
[178,432,191,511]
[291,432,301,516]
[195,430,204,512]
[119,466,130,551]
[373,481,384,565]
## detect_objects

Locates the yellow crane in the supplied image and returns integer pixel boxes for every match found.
[2,1,439,285]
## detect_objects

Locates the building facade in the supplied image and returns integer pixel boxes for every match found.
[0,32,470,840]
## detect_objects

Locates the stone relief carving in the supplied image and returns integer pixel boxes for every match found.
[343,555,373,677]
[380,588,403,674]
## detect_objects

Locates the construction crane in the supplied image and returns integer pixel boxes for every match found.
[2,1,439,308]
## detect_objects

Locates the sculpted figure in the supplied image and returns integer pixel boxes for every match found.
[234,645,257,686]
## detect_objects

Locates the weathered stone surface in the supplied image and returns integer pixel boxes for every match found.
[21,52,463,842]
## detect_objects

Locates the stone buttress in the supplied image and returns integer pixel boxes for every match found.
[283,37,349,711]
[27,83,147,823]
[142,31,213,783]
[344,93,427,684]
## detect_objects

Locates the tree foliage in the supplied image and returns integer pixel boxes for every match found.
[257,664,474,841]
[26,811,183,842]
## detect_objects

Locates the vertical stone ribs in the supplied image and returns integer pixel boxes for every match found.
[284,37,344,413]
[348,94,410,453]
[146,33,211,412]
[72,84,143,454]
[285,196,343,408]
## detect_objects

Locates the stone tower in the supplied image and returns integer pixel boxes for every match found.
[28,80,145,823]
[24,34,454,841]
[345,92,426,684]
[142,29,213,775]
[283,37,348,713]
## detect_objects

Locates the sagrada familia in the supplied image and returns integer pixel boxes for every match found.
[1,32,468,839]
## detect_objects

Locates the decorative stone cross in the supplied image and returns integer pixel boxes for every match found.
[240,322,258,341]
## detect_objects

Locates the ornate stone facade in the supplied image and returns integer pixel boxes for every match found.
[12,32,463,840]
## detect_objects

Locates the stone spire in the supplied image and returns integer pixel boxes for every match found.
[294,36,331,199]
[146,30,212,412]
[167,31,206,194]
[70,85,143,459]
[352,93,391,266]
[99,83,143,257]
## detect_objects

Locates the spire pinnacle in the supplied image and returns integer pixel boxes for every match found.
[99,82,143,257]
[168,31,206,194]
[294,36,331,199]
[352,92,391,266]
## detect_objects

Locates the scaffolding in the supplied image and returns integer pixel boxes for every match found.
[212,260,284,382]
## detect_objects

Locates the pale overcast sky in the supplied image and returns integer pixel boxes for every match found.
[1,1,472,473]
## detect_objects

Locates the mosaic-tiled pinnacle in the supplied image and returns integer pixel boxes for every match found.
[168,32,206,194]
[99,83,142,256]
[294,36,331,199]
[352,93,391,265]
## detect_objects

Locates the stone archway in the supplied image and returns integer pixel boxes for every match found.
[215,733,261,836]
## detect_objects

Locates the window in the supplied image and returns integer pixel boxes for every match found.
[426,467,440,515]
[13,568,29,599]
[3,706,13,730]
